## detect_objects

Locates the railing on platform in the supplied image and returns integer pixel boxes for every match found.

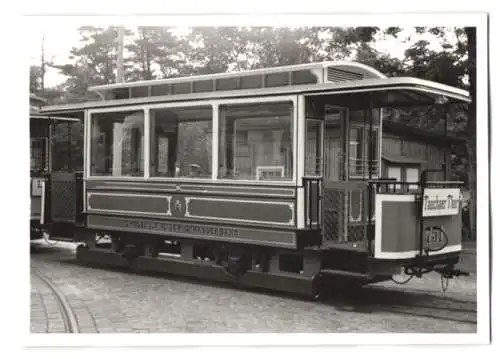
[303,176,322,230]
[321,181,372,245]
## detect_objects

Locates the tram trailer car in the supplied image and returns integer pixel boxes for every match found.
[30,94,84,241]
[38,61,470,297]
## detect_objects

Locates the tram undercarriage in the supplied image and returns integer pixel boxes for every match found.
[72,226,465,298]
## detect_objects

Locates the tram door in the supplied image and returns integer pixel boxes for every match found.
[323,106,348,181]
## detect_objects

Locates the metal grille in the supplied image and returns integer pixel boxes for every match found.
[322,182,371,244]
[50,172,77,223]
[323,187,346,242]
[326,67,363,82]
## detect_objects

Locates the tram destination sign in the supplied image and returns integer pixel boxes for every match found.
[422,188,461,217]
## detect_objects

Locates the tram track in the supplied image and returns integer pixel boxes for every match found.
[31,266,80,334]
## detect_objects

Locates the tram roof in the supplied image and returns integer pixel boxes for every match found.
[40,77,471,116]
[88,61,387,95]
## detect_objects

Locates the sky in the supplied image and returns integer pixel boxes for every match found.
[28,26,456,88]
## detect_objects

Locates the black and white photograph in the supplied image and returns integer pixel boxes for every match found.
[4,2,495,353]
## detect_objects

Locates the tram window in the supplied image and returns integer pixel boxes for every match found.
[349,127,364,175]
[30,137,47,172]
[349,126,379,178]
[305,119,322,176]
[218,101,293,181]
[52,121,84,171]
[90,110,145,177]
[150,106,212,178]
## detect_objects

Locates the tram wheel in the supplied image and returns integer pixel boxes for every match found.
[111,236,124,253]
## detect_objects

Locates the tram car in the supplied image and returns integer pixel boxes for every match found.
[37,61,470,297]
[30,93,83,241]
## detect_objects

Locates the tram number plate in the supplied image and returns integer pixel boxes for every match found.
[424,227,448,252]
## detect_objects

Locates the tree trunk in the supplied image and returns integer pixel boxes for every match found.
[465,27,476,242]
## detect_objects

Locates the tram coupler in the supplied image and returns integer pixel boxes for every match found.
[434,267,469,279]
[404,262,469,279]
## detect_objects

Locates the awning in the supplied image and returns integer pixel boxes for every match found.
[382,154,427,164]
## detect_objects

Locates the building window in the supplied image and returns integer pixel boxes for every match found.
[386,165,420,191]
[150,106,212,178]
[405,167,420,190]
[387,166,402,190]
[218,101,293,181]
[90,110,145,177]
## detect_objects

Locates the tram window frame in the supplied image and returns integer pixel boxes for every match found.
[86,95,297,184]
[348,125,379,179]
[30,137,48,173]
[89,109,146,177]
[217,100,295,182]
[305,118,323,177]
[149,105,213,179]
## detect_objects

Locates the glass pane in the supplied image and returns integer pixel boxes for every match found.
[31,137,47,172]
[219,101,293,181]
[406,167,420,190]
[90,110,145,177]
[349,191,362,222]
[368,128,379,177]
[387,167,401,180]
[387,166,401,190]
[349,127,363,176]
[305,120,322,176]
[52,122,84,172]
[150,106,212,178]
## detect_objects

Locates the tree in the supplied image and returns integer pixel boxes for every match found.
[125,26,188,80]
[30,65,42,93]
[51,26,133,103]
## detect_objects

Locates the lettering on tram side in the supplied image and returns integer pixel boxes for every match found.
[122,218,241,238]
[422,188,461,217]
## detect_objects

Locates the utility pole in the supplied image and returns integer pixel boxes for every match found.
[40,34,46,92]
[116,26,125,83]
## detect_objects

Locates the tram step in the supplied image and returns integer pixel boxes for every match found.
[319,269,368,280]
[48,236,75,243]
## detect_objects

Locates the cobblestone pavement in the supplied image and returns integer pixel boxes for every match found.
[30,240,477,334]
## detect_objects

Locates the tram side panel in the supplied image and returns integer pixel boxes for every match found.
[373,190,462,260]
[79,180,319,250]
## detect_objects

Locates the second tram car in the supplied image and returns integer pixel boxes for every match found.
[30,93,84,241]
[37,61,470,297]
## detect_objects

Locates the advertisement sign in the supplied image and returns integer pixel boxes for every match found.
[422,188,461,217]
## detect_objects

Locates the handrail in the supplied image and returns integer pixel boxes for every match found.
[303,177,322,230]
